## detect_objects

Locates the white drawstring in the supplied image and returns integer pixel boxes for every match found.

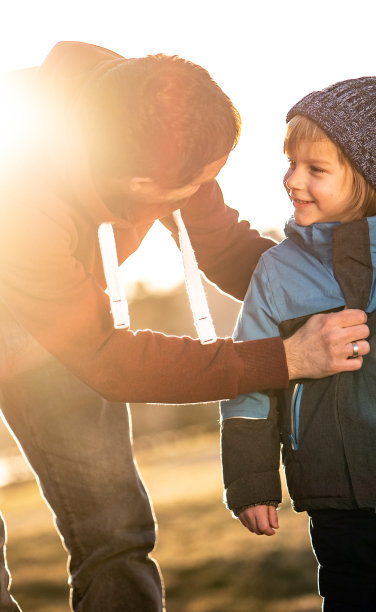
[172,210,217,344]
[98,212,217,344]
[98,223,130,329]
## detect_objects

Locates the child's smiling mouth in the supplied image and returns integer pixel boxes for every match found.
[292,197,315,207]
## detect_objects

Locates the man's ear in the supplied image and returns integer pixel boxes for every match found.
[129,177,154,193]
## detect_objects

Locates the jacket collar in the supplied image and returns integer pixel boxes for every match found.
[285,216,376,311]
[284,217,340,264]
[285,216,376,252]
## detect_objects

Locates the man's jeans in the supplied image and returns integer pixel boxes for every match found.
[0,358,164,611]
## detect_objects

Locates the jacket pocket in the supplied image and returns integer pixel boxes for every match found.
[290,383,303,450]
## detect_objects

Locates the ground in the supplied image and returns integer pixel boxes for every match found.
[0,428,322,612]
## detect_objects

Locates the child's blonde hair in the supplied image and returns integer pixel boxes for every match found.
[284,115,376,218]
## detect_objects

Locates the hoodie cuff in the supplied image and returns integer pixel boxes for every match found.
[234,336,289,394]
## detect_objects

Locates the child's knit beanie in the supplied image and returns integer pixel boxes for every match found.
[286,77,376,191]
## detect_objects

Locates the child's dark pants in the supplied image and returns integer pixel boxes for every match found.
[309,508,376,611]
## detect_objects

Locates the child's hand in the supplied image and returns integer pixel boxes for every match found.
[238,505,279,536]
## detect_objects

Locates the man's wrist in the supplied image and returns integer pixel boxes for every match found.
[283,336,299,380]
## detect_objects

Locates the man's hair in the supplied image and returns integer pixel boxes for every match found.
[80,54,241,188]
[284,115,376,218]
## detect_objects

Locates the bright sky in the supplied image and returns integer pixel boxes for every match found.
[1,0,375,291]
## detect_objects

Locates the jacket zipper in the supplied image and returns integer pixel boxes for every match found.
[290,383,303,450]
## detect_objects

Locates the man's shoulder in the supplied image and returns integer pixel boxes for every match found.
[0,170,78,254]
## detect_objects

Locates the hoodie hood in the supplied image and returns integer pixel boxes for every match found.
[34,41,135,229]
[37,41,125,105]
[34,42,206,231]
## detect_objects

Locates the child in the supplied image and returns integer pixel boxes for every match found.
[220,77,376,612]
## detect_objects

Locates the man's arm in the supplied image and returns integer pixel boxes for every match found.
[162,181,277,301]
[0,197,369,403]
[0,200,288,402]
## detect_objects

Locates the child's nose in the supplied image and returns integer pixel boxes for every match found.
[285,167,304,191]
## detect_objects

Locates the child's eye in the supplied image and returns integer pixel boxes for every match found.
[311,166,325,173]
[288,158,296,168]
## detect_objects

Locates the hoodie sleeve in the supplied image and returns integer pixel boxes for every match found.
[220,256,283,513]
[161,181,277,301]
[0,196,288,404]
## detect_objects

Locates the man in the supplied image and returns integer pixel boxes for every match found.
[0,42,369,611]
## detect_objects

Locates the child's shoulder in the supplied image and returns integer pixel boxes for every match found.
[260,235,298,265]
[256,235,313,287]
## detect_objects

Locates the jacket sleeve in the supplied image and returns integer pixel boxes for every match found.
[161,181,277,301]
[0,202,289,403]
[220,256,283,513]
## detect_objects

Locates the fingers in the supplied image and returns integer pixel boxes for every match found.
[346,339,369,359]
[339,338,370,372]
[327,308,367,327]
[268,506,279,530]
[238,505,279,536]
[336,323,370,345]
[324,324,370,373]
[314,315,369,348]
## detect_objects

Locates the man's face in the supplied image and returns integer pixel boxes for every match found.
[133,154,229,206]
[100,154,229,224]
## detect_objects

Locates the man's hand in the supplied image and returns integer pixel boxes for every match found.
[284,309,370,380]
[238,505,279,536]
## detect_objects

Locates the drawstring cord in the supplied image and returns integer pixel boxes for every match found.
[98,223,130,329]
[98,212,217,344]
[172,210,217,344]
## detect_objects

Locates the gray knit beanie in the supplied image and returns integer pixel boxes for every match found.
[286,77,376,192]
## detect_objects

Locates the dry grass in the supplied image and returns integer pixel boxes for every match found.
[0,430,322,612]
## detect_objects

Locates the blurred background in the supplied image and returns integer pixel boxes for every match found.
[0,0,375,610]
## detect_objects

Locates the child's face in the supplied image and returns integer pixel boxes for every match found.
[284,139,357,226]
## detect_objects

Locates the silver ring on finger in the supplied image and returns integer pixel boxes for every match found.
[351,341,359,358]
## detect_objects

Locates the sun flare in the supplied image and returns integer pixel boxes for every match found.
[0,68,41,163]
